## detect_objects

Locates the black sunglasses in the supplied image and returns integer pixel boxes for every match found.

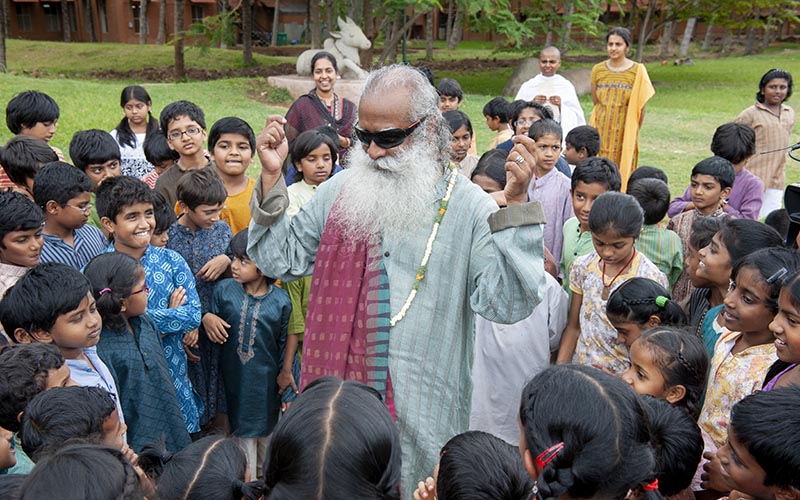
[353,117,426,149]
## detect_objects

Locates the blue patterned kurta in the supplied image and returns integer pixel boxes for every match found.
[167,219,232,425]
[247,169,546,488]
[103,243,203,433]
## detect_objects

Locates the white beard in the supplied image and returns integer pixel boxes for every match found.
[336,139,444,242]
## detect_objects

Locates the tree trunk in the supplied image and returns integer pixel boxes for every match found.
[174,0,185,79]
[361,0,374,67]
[744,7,759,54]
[218,0,228,48]
[139,0,148,44]
[84,0,96,42]
[325,0,334,37]
[0,0,6,72]
[445,7,462,49]
[424,11,433,59]
[243,0,253,61]
[382,15,399,64]
[762,9,774,49]
[445,0,452,42]
[270,0,279,47]
[634,0,656,61]
[61,0,71,42]
[310,0,321,48]
[701,18,714,51]
[157,0,167,44]
[720,26,731,53]
[560,0,574,54]
[678,17,696,56]
[544,17,553,46]
[658,21,672,57]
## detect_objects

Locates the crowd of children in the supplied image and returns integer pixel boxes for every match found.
[0,61,798,500]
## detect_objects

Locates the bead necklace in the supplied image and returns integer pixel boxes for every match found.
[390,164,458,327]
[601,248,637,300]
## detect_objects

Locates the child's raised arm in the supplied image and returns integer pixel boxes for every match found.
[556,292,583,364]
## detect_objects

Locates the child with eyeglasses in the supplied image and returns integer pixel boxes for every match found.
[83,252,192,453]
[155,101,212,210]
[33,162,107,270]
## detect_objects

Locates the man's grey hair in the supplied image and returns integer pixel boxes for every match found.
[360,64,453,169]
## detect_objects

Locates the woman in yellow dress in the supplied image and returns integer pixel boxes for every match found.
[590,27,655,190]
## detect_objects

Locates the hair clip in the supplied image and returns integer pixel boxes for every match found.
[535,442,564,468]
[767,267,788,284]
[98,288,112,296]
[642,479,659,491]
[655,296,668,308]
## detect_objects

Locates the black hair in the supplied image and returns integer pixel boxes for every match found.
[0,135,58,186]
[311,51,339,74]
[436,431,533,500]
[114,86,158,149]
[436,78,463,101]
[415,66,435,86]
[151,190,176,234]
[0,343,65,432]
[691,156,735,190]
[142,130,179,166]
[69,130,122,172]
[19,386,117,462]
[229,229,250,260]
[208,116,256,152]
[471,149,507,190]
[628,166,668,186]
[756,68,793,103]
[0,474,27,500]
[443,110,474,136]
[639,396,704,496]
[626,178,670,225]
[0,263,92,342]
[764,208,790,241]
[482,97,510,122]
[0,190,44,246]
[5,91,60,135]
[565,125,601,157]
[779,268,800,312]
[519,365,660,500]
[18,444,144,500]
[688,216,723,251]
[510,100,553,126]
[730,386,800,492]
[289,128,338,184]
[176,167,227,210]
[529,118,563,142]
[33,162,93,210]
[588,192,643,238]
[95,175,153,223]
[263,377,401,500]
[138,435,263,500]
[731,247,800,313]
[711,123,756,165]
[571,157,621,192]
[159,100,206,133]
[84,253,144,331]
[606,278,686,328]
[718,219,785,268]
[607,26,633,47]
[636,327,709,420]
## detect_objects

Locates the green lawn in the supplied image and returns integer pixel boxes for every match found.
[1,40,799,195]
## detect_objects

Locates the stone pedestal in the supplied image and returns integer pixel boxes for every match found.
[267,75,365,104]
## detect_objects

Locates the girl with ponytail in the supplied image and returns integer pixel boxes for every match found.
[84,252,190,453]
[110,85,160,179]
[606,277,687,348]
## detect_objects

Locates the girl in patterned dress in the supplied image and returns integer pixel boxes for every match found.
[557,192,668,374]
[110,86,159,179]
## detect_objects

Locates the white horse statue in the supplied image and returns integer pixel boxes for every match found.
[296,17,371,80]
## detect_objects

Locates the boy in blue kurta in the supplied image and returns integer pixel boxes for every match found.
[167,168,232,426]
[96,175,203,434]
[202,229,295,480]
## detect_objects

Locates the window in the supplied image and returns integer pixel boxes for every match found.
[98,0,108,33]
[15,4,32,32]
[191,5,204,24]
[131,2,140,33]
[42,3,62,33]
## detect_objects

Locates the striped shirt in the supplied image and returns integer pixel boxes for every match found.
[636,223,683,286]
[736,102,796,189]
[40,224,108,269]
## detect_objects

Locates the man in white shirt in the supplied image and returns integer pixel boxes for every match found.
[516,46,586,143]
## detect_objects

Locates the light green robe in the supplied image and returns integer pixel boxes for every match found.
[248,169,546,492]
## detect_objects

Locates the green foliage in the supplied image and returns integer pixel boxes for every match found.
[185,9,238,54]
